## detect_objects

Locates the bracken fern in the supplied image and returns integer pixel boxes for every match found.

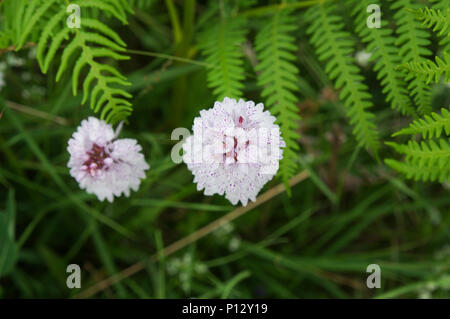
[391,0,433,115]
[0,0,25,47]
[128,0,153,10]
[398,6,450,87]
[414,7,449,37]
[393,108,450,139]
[430,0,450,52]
[254,10,301,189]
[353,0,415,116]
[388,3,450,183]
[400,53,450,84]
[306,2,380,155]
[197,18,247,100]
[385,156,450,182]
[14,0,133,123]
[386,137,450,182]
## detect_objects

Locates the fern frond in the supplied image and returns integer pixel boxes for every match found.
[430,0,450,51]
[254,10,301,187]
[353,0,414,116]
[78,0,129,24]
[399,53,450,84]
[0,0,27,47]
[386,138,450,179]
[16,0,58,50]
[392,0,433,59]
[306,2,380,154]
[414,7,450,37]
[429,0,450,11]
[385,158,450,182]
[388,106,450,182]
[393,108,450,138]
[198,18,247,100]
[16,0,132,123]
[405,71,432,115]
[386,139,450,165]
[391,0,433,115]
[128,0,153,10]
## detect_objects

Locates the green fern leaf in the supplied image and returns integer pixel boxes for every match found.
[430,0,450,52]
[388,107,450,182]
[36,10,67,70]
[414,7,450,37]
[0,0,27,47]
[385,158,450,182]
[405,71,432,116]
[429,0,450,12]
[393,108,450,139]
[386,138,450,182]
[128,0,153,10]
[16,0,58,50]
[386,139,450,168]
[353,0,415,116]
[255,10,301,188]
[17,0,132,123]
[399,53,450,84]
[81,18,126,47]
[306,2,380,154]
[198,18,247,100]
[78,0,127,24]
[391,0,433,115]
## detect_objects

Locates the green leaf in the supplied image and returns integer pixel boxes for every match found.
[393,108,450,138]
[414,7,450,37]
[198,18,247,100]
[255,10,301,190]
[0,190,18,278]
[399,53,450,84]
[306,2,380,155]
[353,0,415,116]
[391,0,432,115]
[16,0,133,123]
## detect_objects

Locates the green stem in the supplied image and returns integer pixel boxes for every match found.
[165,0,182,44]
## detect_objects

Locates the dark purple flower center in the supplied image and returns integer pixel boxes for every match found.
[83,143,112,176]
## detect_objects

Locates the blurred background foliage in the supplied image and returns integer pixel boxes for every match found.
[0,0,449,298]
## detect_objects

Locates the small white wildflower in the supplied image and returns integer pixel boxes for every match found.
[67,117,149,202]
[28,47,37,60]
[355,50,372,67]
[166,262,178,275]
[6,53,25,67]
[183,97,285,206]
[418,290,432,299]
[195,263,208,274]
[213,223,234,238]
[228,236,241,252]
[182,253,192,265]
[167,257,182,275]
[222,222,234,234]
[426,282,437,291]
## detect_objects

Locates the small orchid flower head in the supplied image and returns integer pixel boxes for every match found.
[67,117,149,202]
[183,97,285,206]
